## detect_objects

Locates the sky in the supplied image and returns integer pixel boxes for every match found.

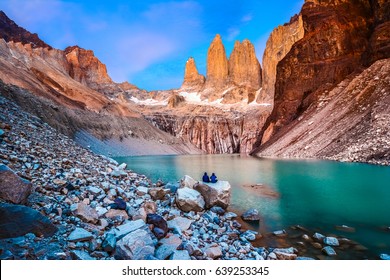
[1,0,304,91]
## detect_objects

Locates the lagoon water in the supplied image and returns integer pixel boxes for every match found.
[114,154,390,258]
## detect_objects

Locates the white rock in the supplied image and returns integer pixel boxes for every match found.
[112,219,146,240]
[175,187,205,212]
[167,217,193,233]
[115,228,155,260]
[180,175,198,188]
[194,181,231,209]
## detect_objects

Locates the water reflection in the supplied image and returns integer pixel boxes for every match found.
[114,154,390,256]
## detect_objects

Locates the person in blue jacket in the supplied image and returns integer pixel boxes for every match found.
[210,173,218,183]
[202,172,210,183]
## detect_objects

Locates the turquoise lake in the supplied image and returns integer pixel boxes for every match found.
[114,154,390,258]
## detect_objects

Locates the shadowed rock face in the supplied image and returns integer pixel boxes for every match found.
[0,11,51,49]
[260,15,304,104]
[259,0,375,144]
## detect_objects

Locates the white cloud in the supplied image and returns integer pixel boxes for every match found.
[227,27,240,41]
[241,14,253,23]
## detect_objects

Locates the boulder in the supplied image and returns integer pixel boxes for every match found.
[175,187,205,212]
[193,181,231,209]
[110,197,127,210]
[180,175,197,189]
[149,187,169,200]
[71,202,99,224]
[313,232,325,241]
[112,219,146,240]
[274,251,297,260]
[115,228,155,260]
[380,253,390,260]
[68,227,94,242]
[159,234,182,248]
[104,209,129,220]
[102,233,117,253]
[241,208,260,221]
[146,214,168,239]
[323,237,339,247]
[167,217,193,233]
[322,246,337,256]
[0,164,32,204]
[0,203,57,238]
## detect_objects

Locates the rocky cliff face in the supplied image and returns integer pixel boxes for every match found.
[145,107,270,154]
[258,0,376,144]
[254,58,390,165]
[182,57,205,89]
[229,39,261,89]
[0,11,51,49]
[260,15,304,104]
[65,46,113,89]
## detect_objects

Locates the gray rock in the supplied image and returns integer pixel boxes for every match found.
[313,232,325,241]
[323,237,339,246]
[88,186,102,196]
[118,163,127,170]
[241,230,258,241]
[68,228,94,242]
[115,228,155,260]
[380,253,390,260]
[111,169,127,177]
[155,244,176,260]
[241,209,260,221]
[167,217,193,233]
[267,252,277,260]
[102,233,117,252]
[194,181,231,209]
[112,219,146,240]
[205,246,222,259]
[322,246,337,256]
[170,250,191,260]
[71,250,96,260]
[137,186,149,195]
[225,212,238,219]
[175,187,205,212]
[0,164,32,204]
[273,229,287,237]
[159,234,182,247]
[297,256,315,260]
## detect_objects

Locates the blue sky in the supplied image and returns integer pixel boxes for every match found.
[1,0,304,90]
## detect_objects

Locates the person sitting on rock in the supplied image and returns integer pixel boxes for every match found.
[202,172,210,183]
[210,173,218,183]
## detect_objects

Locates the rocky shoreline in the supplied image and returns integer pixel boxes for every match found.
[0,95,388,260]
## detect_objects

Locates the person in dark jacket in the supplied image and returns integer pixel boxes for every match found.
[202,172,210,183]
[210,173,218,183]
